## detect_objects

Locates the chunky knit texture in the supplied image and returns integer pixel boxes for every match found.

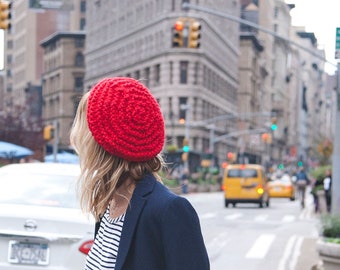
[87,77,165,162]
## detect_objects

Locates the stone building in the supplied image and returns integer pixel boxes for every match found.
[85,1,241,171]
[40,31,86,150]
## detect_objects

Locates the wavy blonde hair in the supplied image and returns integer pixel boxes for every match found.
[70,92,165,220]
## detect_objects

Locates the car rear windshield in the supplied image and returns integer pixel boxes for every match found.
[227,169,258,178]
[0,171,78,208]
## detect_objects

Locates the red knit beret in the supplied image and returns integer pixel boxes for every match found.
[86,77,165,162]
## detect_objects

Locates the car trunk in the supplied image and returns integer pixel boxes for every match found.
[0,204,95,268]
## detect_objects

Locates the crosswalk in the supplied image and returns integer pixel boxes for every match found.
[198,197,317,269]
[200,210,313,223]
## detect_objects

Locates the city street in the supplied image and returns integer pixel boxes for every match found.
[184,191,321,270]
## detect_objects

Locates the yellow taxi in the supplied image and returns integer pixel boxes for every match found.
[222,164,270,208]
[268,172,295,201]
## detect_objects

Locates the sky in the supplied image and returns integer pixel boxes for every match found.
[287,0,340,75]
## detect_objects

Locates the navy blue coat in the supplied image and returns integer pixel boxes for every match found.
[94,173,210,270]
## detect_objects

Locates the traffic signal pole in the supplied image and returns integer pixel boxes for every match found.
[332,63,340,215]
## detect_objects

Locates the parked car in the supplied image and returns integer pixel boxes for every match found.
[0,163,94,269]
[268,172,296,201]
[222,164,270,208]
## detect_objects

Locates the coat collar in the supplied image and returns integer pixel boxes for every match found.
[115,174,156,269]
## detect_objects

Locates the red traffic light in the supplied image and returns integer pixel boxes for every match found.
[227,152,233,159]
[174,21,184,31]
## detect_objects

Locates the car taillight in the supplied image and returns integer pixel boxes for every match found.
[257,186,264,195]
[79,240,94,255]
[221,184,226,191]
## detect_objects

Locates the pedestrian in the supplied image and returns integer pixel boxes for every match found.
[70,77,210,270]
[311,177,323,213]
[294,166,310,208]
[181,168,190,194]
[323,168,332,212]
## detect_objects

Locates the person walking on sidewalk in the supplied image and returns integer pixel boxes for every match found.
[70,77,209,270]
[295,167,310,208]
[323,168,332,212]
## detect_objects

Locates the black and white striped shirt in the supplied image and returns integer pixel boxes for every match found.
[85,206,125,270]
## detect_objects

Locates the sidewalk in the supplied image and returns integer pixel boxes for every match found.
[295,237,323,270]
[295,193,324,270]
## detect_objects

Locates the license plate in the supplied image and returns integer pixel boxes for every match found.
[8,241,49,265]
[274,187,281,191]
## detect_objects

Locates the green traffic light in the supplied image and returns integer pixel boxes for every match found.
[271,124,277,130]
[297,161,303,167]
[183,145,190,152]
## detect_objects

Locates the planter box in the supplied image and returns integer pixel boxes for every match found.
[316,239,340,270]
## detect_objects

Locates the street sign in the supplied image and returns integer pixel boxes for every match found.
[335,27,340,59]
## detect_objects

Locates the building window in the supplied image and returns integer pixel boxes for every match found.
[80,18,86,30]
[75,38,84,48]
[80,0,86,12]
[144,67,150,87]
[75,52,84,66]
[194,61,199,85]
[135,70,140,80]
[273,24,278,33]
[169,61,173,84]
[274,6,279,18]
[6,84,12,92]
[74,77,84,92]
[179,97,188,120]
[7,40,13,49]
[180,61,188,84]
[7,54,12,64]
[155,64,161,85]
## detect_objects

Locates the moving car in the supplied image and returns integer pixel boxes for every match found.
[222,164,270,208]
[0,163,95,269]
[268,172,296,201]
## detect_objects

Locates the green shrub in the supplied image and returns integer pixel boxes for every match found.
[321,214,340,239]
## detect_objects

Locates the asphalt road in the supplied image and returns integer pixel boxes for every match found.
[184,190,322,270]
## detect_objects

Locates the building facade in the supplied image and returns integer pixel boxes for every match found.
[85,0,241,171]
[40,32,86,150]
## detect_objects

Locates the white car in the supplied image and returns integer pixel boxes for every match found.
[0,163,95,269]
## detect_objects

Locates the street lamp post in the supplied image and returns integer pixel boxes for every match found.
[331,62,340,215]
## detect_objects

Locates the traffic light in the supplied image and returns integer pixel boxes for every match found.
[271,117,277,131]
[182,138,189,152]
[261,133,272,144]
[172,20,184,47]
[188,20,201,48]
[43,125,54,141]
[0,1,11,30]
[261,133,269,141]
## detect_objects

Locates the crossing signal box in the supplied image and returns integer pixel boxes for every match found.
[188,20,201,48]
[43,125,55,141]
[182,138,189,152]
[0,1,11,30]
[271,117,277,131]
[172,20,184,47]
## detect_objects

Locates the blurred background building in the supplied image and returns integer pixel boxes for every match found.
[0,0,336,172]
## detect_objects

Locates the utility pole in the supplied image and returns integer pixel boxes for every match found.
[332,62,340,215]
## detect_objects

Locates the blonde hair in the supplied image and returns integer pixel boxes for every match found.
[70,92,165,220]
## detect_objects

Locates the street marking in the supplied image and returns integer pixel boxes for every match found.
[224,213,243,220]
[289,236,303,270]
[277,235,297,270]
[200,212,217,219]
[254,214,268,222]
[282,215,295,223]
[245,234,276,259]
